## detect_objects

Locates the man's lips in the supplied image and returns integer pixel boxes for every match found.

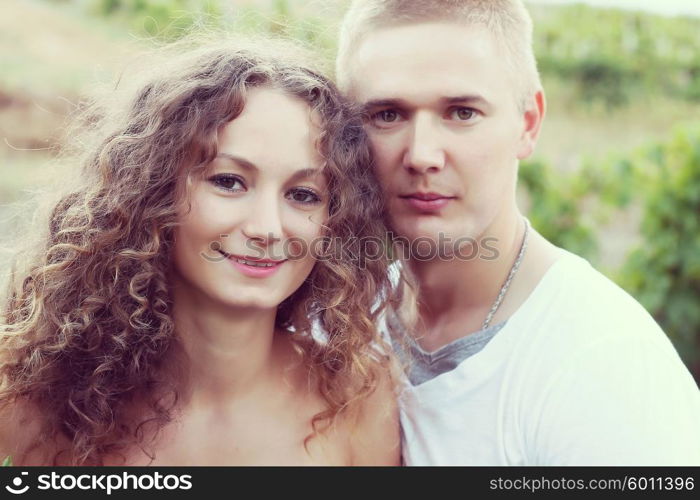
[398,192,456,212]
[399,192,455,201]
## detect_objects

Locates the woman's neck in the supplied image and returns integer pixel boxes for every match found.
[170,279,286,409]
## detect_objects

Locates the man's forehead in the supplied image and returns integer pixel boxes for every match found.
[359,22,494,52]
[350,61,498,108]
[347,22,508,102]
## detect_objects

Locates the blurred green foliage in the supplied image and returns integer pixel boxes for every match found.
[69,0,339,67]
[51,0,700,107]
[618,128,700,370]
[522,129,700,378]
[520,159,599,260]
[520,152,641,264]
[532,4,700,107]
[86,0,224,39]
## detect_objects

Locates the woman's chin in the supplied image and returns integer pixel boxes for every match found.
[216,295,282,312]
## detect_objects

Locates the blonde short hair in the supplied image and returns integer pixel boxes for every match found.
[336,0,542,109]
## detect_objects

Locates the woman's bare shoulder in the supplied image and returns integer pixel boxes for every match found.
[279,333,401,465]
[0,399,56,465]
[347,359,402,466]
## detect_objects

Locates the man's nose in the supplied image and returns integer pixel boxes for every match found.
[241,192,283,247]
[403,112,446,174]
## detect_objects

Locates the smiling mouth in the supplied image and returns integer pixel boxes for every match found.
[217,250,287,267]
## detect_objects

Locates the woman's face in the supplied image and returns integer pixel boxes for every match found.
[173,86,329,312]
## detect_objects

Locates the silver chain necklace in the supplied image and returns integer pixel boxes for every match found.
[482,217,530,330]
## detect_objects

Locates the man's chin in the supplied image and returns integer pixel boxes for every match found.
[387,223,489,261]
[387,218,447,243]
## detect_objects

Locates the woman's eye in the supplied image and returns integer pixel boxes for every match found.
[208,174,246,192]
[449,107,477,121]
[287,188,321,205]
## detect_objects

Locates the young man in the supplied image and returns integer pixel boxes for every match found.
[336,0,700,465]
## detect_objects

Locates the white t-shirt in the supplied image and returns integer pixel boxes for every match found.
[398,251,700,465]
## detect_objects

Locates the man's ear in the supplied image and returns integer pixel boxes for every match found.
[516,90,545,160]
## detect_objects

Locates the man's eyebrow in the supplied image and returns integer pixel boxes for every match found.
[442,95,490,107]
[215,153,323,183]
[362,98,407,110]
[362,95,490,111]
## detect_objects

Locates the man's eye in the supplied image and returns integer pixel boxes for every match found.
[287,188,322,205]
[208,174,246,192]
[374,109,401,123]
[449,107,477,121]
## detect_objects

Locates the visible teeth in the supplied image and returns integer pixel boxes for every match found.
[236,258,276,267]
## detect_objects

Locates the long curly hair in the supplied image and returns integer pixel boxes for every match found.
[0,37,394,465]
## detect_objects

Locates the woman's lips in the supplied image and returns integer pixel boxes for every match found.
[218,251,287,278]
[399,193,456,212]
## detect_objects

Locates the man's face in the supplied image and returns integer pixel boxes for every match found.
[348,22,540,255]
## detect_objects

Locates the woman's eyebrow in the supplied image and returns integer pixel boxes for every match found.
[289,168,324,183]
[216,153,323,183]
[216,153,258,172]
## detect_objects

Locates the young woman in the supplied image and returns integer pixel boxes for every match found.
[0,39,400,465]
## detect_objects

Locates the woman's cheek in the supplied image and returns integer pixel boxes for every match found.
[288,207,326,234]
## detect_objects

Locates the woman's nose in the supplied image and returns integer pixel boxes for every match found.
[240,193,284,247]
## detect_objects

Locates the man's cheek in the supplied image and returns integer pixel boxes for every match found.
[373,151,398,179]
[370,136,399,160]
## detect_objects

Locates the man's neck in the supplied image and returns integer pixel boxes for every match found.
[406,212,562,352]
